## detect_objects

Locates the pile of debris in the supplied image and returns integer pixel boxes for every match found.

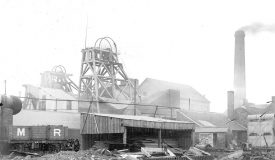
[1,147,212,160]
[1,149,120,160]
[183,147,213,160]
[5,144,275,160]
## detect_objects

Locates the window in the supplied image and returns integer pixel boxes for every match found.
[67,100,72,110]
[249,133,258,136]
[39,95,46,110]
[263,132,272,136]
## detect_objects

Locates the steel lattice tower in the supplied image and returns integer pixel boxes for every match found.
[78,37,136,113]
[40,65,79,94]
[23,65,79,110]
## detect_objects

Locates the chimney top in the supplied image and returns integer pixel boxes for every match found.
[235,30,245,37]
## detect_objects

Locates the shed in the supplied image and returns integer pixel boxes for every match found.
[80,113,195,150]
[177,110,247,148]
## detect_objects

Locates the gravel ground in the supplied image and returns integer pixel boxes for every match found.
[1,149,126,160]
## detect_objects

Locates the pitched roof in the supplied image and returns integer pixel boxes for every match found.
[91,113,193,124]
[177,110,246,131]
[240,103,275,115]
[138,78,209,103]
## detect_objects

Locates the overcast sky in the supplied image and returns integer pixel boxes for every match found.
[1,0,275,112]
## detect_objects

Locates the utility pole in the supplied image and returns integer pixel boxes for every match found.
[84,16,88,49]
[188,98,191,110]
[0,97,2,139]
[4,80,6,95]
[0,93,3,140]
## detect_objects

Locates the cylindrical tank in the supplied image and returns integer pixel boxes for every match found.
[1,95,22,115]
[1,108,13,126]
[0,95,22,134]
[0,108,12,153]
[0,95,22,154]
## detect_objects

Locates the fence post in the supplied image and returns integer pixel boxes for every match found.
[171,108,173,119]
[55,98,57,111]
[154,106,158,117]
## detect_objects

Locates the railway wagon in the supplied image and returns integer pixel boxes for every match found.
[7,125,73,152]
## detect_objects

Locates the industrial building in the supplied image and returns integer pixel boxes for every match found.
[12,26,271,152]
[138,78,210,115]
[230,29,275,127]
[12,37,203,151]
[177,110,246,148]
[13,31,256,151]
[17,31,260,151]
[225,29,275,149]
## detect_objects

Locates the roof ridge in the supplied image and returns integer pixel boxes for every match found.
[226,118,247,130]
[234,122,247,130]
[146,78,191,88]
[137,78,149,89]
[177,110,202,127]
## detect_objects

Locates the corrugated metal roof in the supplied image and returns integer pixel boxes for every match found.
[195,127,228,133]
[198,120,216,127]
[240,103,275,115]
[177,110,246,131]
[88,113,193,124]
[14,110,80,129]
[247,113,275,120]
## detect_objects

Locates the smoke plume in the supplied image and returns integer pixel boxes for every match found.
[239,22,275,34]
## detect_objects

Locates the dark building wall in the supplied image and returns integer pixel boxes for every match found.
[81,128,194,150]
[234,108,248,127]
[178,130,194,149]
[81,133,123,150]
[232,130,247,146]
[1,108,13,127]
[215,132,227,148]
[68,128,81,139]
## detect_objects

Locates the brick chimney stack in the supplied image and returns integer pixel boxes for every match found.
[234,30,246,109]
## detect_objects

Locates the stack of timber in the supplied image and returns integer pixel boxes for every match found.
[128,138,178,148]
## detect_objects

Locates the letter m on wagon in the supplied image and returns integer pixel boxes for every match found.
[17,128,25,136]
